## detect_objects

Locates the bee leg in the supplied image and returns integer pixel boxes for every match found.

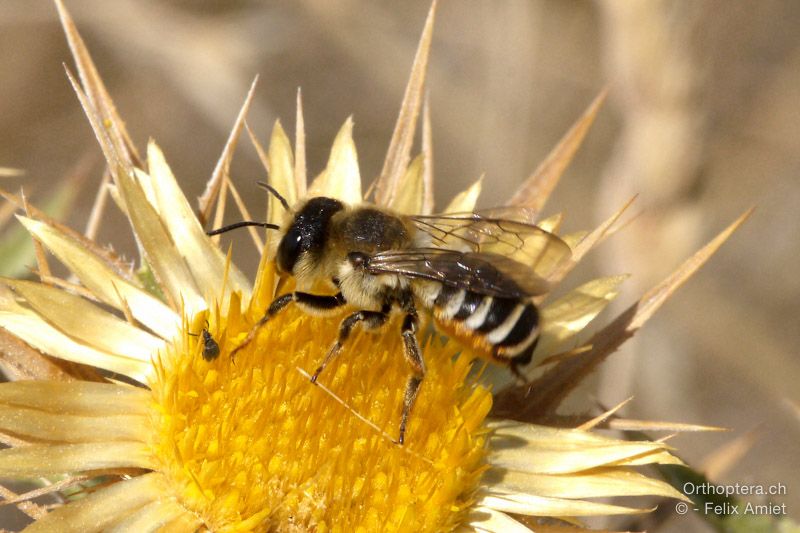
[506,337,538,385]
[398,310,425,445]
[310,310,389,383]
[231,291,345,360]
[508,360,528,384]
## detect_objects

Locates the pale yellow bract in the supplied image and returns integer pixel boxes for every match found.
[0,1,747,532]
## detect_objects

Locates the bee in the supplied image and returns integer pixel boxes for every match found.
[209,183,571,444]
[189,320,221,361]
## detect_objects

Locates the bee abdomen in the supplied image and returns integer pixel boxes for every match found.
[432,285,539,364]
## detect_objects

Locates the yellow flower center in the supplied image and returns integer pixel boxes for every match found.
[147,266,492,532]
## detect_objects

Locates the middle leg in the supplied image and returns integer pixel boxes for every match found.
[310,309,389,383]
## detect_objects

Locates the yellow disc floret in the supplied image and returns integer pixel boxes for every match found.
[148,268,492,533]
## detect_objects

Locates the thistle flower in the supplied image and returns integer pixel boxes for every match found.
[0,2,749,532]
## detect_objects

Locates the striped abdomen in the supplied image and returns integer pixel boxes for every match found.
[428,285,540,367]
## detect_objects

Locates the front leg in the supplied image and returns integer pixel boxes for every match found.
[231,291,345,360]
[311,309,389,382]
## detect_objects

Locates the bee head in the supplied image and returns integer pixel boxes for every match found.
[276,197,344,275]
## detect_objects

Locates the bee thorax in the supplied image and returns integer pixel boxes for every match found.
[337,208,411,254]
[337,261,402,310]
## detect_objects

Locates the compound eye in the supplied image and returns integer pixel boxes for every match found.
[277,227,303,274]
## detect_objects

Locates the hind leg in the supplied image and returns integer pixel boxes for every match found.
[398,308,425,445]
[502,337,539,384]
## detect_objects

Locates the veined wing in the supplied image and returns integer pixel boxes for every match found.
[365,248,551,298]
[441,206,539,224]
[407,211,571,280]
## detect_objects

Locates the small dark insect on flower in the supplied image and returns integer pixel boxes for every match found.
[189,321,220,361]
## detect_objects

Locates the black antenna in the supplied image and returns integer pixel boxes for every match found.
[206,221,280,237]
[206,182,289,236]
[257,181,291,211]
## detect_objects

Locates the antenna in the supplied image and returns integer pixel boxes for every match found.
[257,181,291,211]
[206,221,280,237]
[206,182,290,236]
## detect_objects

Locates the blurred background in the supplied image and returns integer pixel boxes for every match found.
[0,1,798,531]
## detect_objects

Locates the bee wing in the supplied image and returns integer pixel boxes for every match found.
[408,211,571,280]
[366,248,552,298]
[443,206,539,224]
